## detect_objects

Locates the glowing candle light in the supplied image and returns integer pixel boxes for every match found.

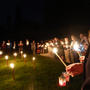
[13,52,17,61]
[59,75,66,87]
[73,42,80,51]
[10,63,15,80]
[10,63,14,69]
[5,55,9,66]
[53,48,67,67]
[20,51,23,57]
[32,57,36,69]
[55,42,58,45]
[53,48,58,53]
[7,43,10,46]
[32,57,36,61]
[20,51,23,54]
[13,52,17,57]
[61,41,64,45]
[0,51,3,56]
[46,43,49,46]
[23,54,27,64]
[26,40,29,46]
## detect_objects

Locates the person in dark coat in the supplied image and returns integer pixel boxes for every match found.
[66,45,90,90]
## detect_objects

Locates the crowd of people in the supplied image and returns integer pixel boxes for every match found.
[43,30,90,64]
[0,31,90,65]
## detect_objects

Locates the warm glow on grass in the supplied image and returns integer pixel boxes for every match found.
[10,63,14,69]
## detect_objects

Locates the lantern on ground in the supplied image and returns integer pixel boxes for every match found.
[23,54,27,64]
[10,63,15,80]
[59,75,66,87]
[32,57,36,69]
[32,57,36,61]
[5,55,9,66]
[20,51,23,57]
[0,51,3,57]
[13,52,17,61]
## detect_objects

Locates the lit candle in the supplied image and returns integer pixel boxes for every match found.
[10,63,15,80]
[0,51,3,57]
[53,48,67,67]
[61,41,64,45]
[7,43,10,46]
[32,57,36,69]
[5,55,9,66]
[13,52,17,61]
[32,57,36,61]
[26,40,29,46]
[20,51,23,57]
[73,42,80,51]
[23,54,27,64]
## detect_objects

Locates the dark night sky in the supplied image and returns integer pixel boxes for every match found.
[0,0,90,41]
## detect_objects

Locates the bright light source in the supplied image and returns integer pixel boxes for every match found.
[5,55,9,60]
[26,40,29,46]
[73,42,80,51]
[55,42,58,45]
[53,48,58,53]
[61,41,64,45]
[7,43,10,46]
[10,63,14,69]
[0,51,3,55]
[46,43,49,46]
[23,54,27,58]
[13,53,17,57]
[20,51,23,54]
[32,57,36,61]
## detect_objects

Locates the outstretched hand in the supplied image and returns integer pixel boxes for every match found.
[66,63,83,77]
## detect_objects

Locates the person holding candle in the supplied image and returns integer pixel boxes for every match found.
[13,41,17,52]
[70,35,79,63]
[25,39,30,54]
[66,45,90,90]
[63,37,71,64]
[80,33,84,44]
[18,40,23,53]
[6,40,12,55]
[31,40,36,55]
[1,41,6,54]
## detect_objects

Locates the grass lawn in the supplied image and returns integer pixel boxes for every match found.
[0,54,83,90]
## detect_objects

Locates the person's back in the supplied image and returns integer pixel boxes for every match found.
[82,45,90,90]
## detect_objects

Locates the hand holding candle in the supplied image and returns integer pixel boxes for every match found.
[66,63,83,77]
[53,48,67,67]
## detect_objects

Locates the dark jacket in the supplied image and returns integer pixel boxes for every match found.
[81,45,90,90]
